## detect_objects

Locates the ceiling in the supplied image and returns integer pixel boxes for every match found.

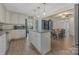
[3,3,74,17]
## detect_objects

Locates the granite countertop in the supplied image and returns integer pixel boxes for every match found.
[0,29,12,36]
[30,30,51,33]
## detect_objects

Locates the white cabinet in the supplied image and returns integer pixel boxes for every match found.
[10,12,25,25]
[29,31,51,54]
[10,12,19,25]
[0,33,6,55]
[0,4,6,23]
[0,4,25,24]
[41,33,51,54]
[18,14,25,25]
[29,31,41,53]
[5,11,11,24]
[9,29,26,39]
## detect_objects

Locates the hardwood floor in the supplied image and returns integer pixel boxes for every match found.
[7,39,40,55]
[6,36,77,55]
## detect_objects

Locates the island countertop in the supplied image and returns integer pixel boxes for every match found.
[29,30,52,33]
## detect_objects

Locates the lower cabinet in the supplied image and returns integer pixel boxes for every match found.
[9,29,26,39]
[0,33,6,55]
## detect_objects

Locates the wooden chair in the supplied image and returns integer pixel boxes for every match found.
[59,29,65,40]
[51,29,57,40]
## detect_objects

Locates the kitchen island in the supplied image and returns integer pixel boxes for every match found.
[29,30,51,54]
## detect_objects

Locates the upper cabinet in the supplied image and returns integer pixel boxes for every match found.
[10,12,19,25]
[18,14,25,25]
[10,12,25,25]
[0,4,6,23]
[5,11,11,24]
[0,4,26,25]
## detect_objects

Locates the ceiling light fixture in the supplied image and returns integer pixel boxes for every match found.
[43,3,46,16]
[33,9,37,19]
[33,3,47,19]
[37,6,40,18]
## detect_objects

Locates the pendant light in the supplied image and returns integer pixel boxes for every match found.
[43,3,46,16]
[37,6,40,18]
[33,9,37,19]
[33,3,47,19]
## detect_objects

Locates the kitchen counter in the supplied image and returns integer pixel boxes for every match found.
[0,32,5,36]
[0,29,26,40]
[7,29,26,40]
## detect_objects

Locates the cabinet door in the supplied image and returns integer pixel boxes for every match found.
[11,12,18,25]
[41,33,51,54]
[0,4,6,23]
[18,15,25,25]
[5,11,11,24]
[0,34,6,55]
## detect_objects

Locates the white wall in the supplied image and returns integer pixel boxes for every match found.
[53,20,66,29]
[69,17,75,35]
